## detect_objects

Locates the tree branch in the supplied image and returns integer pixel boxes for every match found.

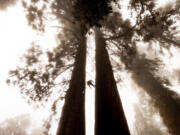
[160,36,180,47]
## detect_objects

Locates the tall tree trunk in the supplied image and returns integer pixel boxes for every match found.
[130,56,180,135]
[56,34,87,135]
[94,27,131,135]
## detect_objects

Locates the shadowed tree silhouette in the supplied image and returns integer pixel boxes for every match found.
[8,36,85,135]
[13,0,89,135]
[130,55,180,135]
[94,27,130,135]
[72,0,131,134]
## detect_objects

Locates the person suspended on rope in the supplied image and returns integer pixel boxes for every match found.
[87,80,94,88]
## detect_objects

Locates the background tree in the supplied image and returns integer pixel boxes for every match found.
[0,114,30,135]
[129,1,180,134]
[133,104,168,135]
[0,0,18,11]
[101,1,180,134]
[129,55,180,135]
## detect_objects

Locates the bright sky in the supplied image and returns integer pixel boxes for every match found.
[0,3,35,119]
[0,1,54,128]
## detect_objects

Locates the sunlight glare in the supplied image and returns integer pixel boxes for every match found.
[0,2,53,123]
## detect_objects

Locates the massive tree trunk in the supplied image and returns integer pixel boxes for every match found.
[56,34,87,135]
[94,27,130,135]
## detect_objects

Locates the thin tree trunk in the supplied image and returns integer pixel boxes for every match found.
[56,35,87,135]
[94,27,130,135]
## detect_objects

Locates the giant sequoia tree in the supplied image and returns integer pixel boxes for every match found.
[73,0,130,134]
[94,27,130,135]
[9,0,130,135]
[7,0,180,135]
[103,1,180,134]
[11,0,88,135]
[51,2,88,135]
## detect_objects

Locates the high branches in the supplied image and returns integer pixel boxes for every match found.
[129,0,180,47]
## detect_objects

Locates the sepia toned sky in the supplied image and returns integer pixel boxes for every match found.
[0,1,36,120]
[0,0,54,132]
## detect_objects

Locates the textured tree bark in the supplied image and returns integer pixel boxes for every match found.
[94,27,131,135]
[56,34,87,135]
